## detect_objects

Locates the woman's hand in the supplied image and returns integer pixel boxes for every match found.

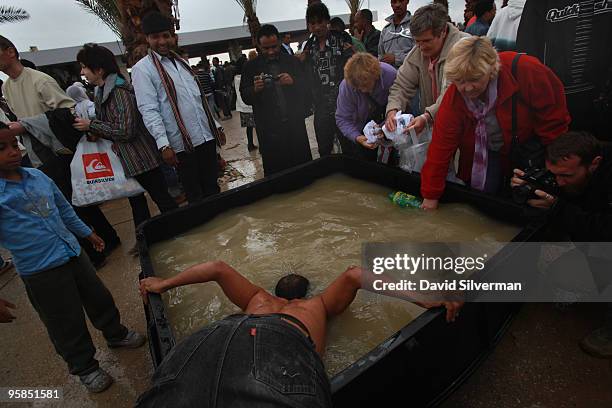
[421,198,439,211]
[406,114,428,135]
[385,110,398,132]
[356,135,377,150]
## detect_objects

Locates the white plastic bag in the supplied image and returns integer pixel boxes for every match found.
[395,125,464,184]
[71,137,145,207]
[363,120,381,144]
[382,111,414,143]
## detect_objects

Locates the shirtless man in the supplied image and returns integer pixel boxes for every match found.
[136,261,460,407]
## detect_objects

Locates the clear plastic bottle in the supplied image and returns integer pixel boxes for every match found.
[389,191,422,209]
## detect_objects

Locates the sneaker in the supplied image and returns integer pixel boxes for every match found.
[107,330,146,349]
[80,368,113,393]
[579,328,612,358]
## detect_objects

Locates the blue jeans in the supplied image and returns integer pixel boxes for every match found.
[136,314,332,408]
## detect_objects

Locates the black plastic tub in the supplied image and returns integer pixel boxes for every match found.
[137,155,545,407]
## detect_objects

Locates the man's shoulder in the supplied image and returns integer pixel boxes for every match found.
[132,56,153,73]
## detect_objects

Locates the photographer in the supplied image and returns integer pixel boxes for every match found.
[511,131,612,358]
[240,24,312,176]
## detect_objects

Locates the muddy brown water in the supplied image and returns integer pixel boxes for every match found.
[150,174,520,376]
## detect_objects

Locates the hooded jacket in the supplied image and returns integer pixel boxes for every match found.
[89,74,162,177]
[386,23,470,120]
[487,0,526,51]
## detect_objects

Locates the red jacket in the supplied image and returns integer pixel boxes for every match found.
[420,52,570,200]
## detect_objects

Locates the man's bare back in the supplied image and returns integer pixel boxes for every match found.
[139,261,363,356]
[139,261,461,357]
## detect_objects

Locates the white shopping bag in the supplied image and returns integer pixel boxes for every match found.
[395,125,464,184]
[71,137,145,207]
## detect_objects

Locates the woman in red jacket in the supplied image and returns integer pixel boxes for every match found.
[420,36,570,210]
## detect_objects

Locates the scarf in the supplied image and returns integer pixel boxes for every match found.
[148,50,221,152]
[463,77,498,191]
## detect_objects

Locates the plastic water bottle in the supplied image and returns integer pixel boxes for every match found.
[389,191,422,209]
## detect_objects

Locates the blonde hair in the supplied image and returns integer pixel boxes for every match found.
[344,53,382,89]
[444,36,500,82]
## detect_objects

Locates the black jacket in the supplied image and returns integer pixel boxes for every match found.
[552,144,612,241]
[516,0,612,97]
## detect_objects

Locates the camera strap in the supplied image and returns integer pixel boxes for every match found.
[511,52,523,150]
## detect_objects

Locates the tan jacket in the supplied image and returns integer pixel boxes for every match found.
[386,23,470,119]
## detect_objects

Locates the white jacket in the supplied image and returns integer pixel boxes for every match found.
[487,0,526,52]
[234,75,253,114]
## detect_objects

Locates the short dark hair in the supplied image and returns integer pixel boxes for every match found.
[410,3,449,37]
[545,131,603,166]
[77,43,122,79]
[329,17,346,32]
[257,24,280,42]
[0,35,19,59]
[306,2,330,23]
[275,274,310,300]
[474,0,495,18]
[359,8,373,23]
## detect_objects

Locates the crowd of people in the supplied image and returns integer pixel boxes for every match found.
[0,0,611,404]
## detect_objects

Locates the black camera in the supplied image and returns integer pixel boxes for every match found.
[258,73,279,88]
[512,167,559,204]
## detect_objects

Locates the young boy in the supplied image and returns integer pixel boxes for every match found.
[300,2,355,157]
[0,123,146,393]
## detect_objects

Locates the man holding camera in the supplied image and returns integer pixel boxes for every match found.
[511,131,612,358]
[240,24,312,176]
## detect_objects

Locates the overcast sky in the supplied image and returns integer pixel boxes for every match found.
[1,0,492,51]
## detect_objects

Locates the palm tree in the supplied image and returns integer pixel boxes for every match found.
[345,0,365,33]
[233,0,261,47]
[0,6,30,24]
[74,0,177,66]
[75,0,122,37]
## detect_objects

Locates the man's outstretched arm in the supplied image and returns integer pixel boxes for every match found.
[139,261,264,311]
[318,266,363,318]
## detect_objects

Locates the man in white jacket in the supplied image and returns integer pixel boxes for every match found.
[487,0,526,51]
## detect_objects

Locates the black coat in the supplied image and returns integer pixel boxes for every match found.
[240,53,312,176]
[551,145,612,242]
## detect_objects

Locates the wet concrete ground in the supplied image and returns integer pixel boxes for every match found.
[1,113,611,407]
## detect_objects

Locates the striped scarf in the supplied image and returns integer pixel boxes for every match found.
[463,77,498,191]
[148,50,222,152]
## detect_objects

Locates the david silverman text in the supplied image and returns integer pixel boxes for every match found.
[372,279,523,291]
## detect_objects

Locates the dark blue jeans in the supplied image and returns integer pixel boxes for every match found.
[136,314,332,408]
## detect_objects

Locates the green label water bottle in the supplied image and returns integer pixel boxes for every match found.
[389,191,422,209]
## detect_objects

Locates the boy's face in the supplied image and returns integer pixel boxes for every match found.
[308,18,329,40]
[0,131,22,171]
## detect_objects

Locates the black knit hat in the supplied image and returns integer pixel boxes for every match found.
[142,11,173,35]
